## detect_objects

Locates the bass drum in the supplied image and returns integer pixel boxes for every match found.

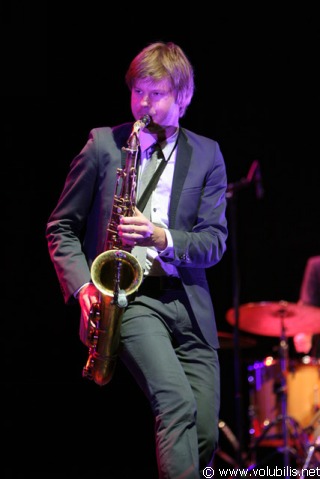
[287,358,320,428]
[247,356,320,439]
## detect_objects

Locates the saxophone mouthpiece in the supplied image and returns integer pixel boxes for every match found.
[133,115,151,136]
[141,114,151,127]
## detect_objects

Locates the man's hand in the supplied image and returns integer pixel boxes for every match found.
[78,283,100,345]
[118,208,167,250]
[293,332,312,354]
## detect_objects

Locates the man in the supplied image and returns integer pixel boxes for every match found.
[294,256,320,356]
[46,41,228,478]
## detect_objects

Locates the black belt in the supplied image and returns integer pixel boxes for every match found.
[138,275,184,293]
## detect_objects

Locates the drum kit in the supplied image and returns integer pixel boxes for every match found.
[224,300,320,473]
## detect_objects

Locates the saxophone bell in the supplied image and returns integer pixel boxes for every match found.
[91,249,143,302]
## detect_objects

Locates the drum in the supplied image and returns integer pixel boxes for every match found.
[247,356,320,439]
[287,359,320,428]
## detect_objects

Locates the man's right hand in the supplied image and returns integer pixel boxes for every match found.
[78,283,100,345]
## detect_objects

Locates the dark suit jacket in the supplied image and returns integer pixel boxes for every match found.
[46,123,228,348]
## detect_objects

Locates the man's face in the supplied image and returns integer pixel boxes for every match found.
[131,78,180,130]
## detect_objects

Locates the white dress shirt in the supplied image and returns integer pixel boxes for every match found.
[138,128,179,277]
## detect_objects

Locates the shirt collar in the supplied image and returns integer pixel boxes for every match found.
[139,128,180,156]
[139,130,156,156]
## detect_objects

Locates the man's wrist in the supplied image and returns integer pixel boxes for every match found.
[152,226,168,252]
[73,281,92,299]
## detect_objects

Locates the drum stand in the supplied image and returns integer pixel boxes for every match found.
[277,318,291,473]
[248,318,302,477]
[275,319,320,474]
[301,435,320,476]
[300,412,320,474]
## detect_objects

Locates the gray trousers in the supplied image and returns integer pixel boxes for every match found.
[119,289,220,479]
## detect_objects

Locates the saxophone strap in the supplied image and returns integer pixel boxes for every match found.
[136,145,166,212]
[136,131,180,212]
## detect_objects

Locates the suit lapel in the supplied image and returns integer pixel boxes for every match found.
[169,130,191,228]
[112,122,135,168]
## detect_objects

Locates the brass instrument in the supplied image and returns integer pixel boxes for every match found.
[82,114,151,386]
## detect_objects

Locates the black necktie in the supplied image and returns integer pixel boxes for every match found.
[137,143,161,219]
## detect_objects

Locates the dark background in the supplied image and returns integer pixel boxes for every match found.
[2,2,319,477]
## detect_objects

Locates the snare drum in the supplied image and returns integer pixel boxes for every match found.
[248,356,320,438]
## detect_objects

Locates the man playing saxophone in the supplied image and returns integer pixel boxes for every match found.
[46,41,228,478]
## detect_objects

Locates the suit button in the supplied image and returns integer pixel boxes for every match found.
[179,253,191,262]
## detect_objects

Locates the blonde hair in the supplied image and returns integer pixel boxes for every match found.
[125,42,195,117]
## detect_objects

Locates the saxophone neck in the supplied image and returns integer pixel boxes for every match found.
[133,114,151,135]
[126,114,151,152]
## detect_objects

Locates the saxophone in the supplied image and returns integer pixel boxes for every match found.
[82,114,151,386]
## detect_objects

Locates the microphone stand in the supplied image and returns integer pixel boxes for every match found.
[278,316,290,478]
[226,185,243,467]
[226,161,263,466]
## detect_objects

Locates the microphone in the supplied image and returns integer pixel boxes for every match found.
[247,160,264,199]
[227,160,265,199]
[254,161,264,199]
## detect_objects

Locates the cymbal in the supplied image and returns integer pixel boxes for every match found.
[226,301,320,337]
[218,331,257,349]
